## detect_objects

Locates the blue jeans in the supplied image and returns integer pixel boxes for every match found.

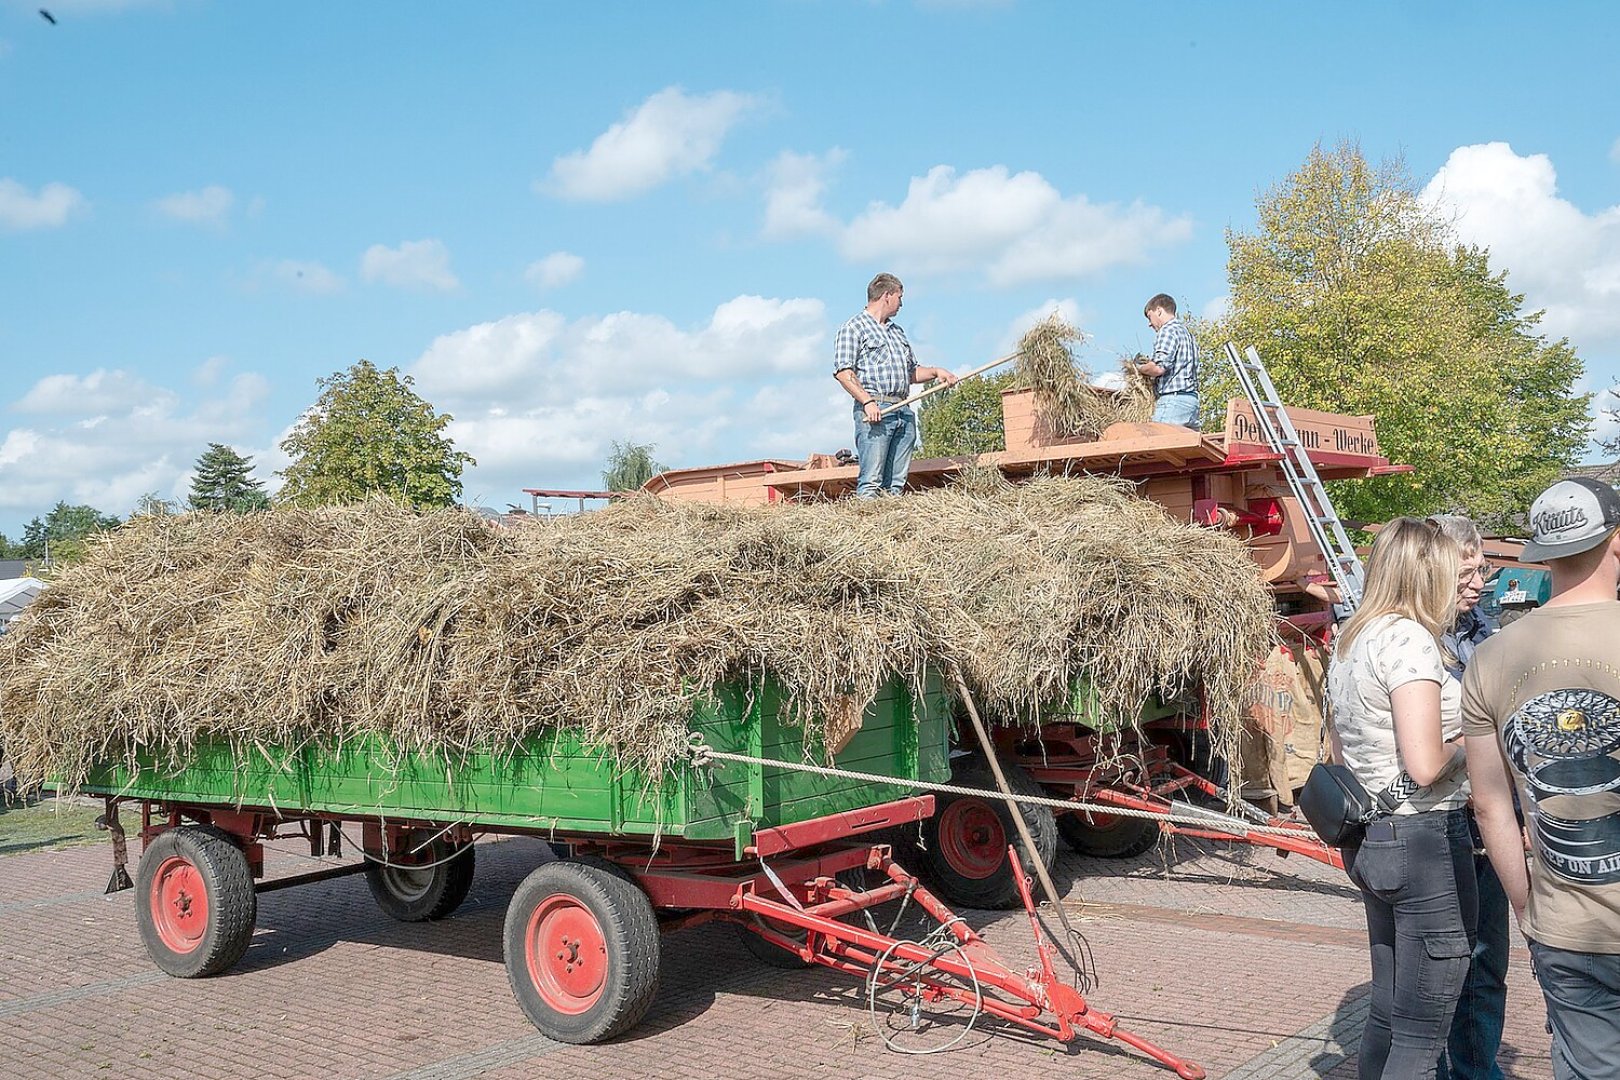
[854,404,916,498]
[1529,941,1620,1080]
[1152,392,1200,428]
[1436,842,1510,1080]
[1344,809,1479,1080]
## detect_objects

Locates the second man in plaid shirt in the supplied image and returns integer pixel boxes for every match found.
[1135,293,1201,429]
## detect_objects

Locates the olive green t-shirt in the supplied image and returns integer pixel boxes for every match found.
[1461,601,1620,953]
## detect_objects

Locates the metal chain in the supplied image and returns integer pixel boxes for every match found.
[688,742,1317,840]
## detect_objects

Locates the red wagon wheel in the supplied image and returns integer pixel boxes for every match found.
[922,757,1056,909]
[150,854,210,954]
[1058,806,1161,858]
[134,826,257,978]
[525,893,609,1014]
[503,860,661,1043]
[936,798,1007,880]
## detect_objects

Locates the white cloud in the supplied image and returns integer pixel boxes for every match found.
[762,149,845,239]
[547,86,759,202]
[0,371,273,517]
[361,239,459,292]
[14,369,167,415]
[525,251,584,290]
[0,178,85,230]
[765,162,1192,288]
[1423,143,1620,346]
[153,184,234,225]
[192,355,229,387]
[266,259,345,295]
[1201,295,1232,322]
[411,296,834,495]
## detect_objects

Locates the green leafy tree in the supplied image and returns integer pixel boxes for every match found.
[188,443,270,512]
[1207,142,1590,527]
[602,441,667,492]
[920,371,1016,457]
[0,534,25,559]
[129,492,179,519]
[19,502,121,564]
[278,360,474,509]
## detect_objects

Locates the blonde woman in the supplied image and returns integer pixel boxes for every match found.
[1328,517,1478,1080]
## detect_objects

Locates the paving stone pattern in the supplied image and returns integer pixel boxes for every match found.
[0,831,1556,1079]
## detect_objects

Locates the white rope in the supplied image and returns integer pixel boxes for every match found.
[689,745,1319,841]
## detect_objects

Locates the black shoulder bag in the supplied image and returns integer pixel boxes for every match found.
[1298,762,1408,846]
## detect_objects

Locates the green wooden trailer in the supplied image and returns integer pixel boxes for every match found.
[83,676,950,860]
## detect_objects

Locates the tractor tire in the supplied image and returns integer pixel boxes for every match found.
[921,757,1057,910]
[365,835,476,922]
[1057,808,1161,858]
[504,860,662,1044]
[134,826,257,978]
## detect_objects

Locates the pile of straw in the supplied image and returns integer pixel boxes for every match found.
[0,475,1272,794]
[1014,316,1155,437]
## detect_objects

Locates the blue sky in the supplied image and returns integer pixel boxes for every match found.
[2,0,1617,532]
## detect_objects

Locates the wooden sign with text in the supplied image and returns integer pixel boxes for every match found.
[1224,400,1382,459]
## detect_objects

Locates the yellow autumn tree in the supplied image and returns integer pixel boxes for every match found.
[1205,143,1589,527]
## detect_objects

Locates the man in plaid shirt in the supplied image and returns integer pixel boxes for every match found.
[1134,293,1200,429]
[833,273,957,497]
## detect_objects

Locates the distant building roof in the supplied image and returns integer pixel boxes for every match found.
[1566,461,1620,486]
[0,577,45,625]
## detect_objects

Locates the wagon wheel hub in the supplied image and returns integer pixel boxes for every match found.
[938,799,1008,880]
[151,855,210,954]
[526,897,608,1013]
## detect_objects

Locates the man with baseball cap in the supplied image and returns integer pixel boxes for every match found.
[1462,476,1620,1080]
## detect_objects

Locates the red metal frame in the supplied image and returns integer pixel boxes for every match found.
[728,845,1204,1078]
[114,794,1207,1075]
[1008,727,1343,870]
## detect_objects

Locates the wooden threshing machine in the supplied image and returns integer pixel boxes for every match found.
[645,347,1409,903]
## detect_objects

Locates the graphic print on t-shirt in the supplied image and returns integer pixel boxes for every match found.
[1504,687,1620,885]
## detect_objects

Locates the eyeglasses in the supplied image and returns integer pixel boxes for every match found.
[1458,564,1497,586]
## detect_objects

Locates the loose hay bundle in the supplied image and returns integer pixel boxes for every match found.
[1015,315,1155,438]
[0,478,1272,797]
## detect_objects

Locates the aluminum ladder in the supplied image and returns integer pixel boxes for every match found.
[1222,342,1365,611]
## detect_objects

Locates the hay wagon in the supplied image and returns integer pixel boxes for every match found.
[644,386,1405,904]
[80,674,1205,1079]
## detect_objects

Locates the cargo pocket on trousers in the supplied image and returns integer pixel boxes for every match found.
[1417,932,1473,1003]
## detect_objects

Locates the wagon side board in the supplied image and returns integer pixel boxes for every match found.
[78,674,952,847]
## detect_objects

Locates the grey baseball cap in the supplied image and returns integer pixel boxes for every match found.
[1521,477,1620,562]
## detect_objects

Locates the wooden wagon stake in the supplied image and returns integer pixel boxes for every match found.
[951,669,1080,943]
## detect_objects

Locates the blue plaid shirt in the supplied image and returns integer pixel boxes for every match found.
[833,311,915,398]
[1150,317,1199,397]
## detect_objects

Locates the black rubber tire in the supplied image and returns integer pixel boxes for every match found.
[365,835,476,922]
[503,860,662,1044]
[921,757,1057,910]
[134,826,257,978]
[735,915,814,969]
[1057,809,1161,857]
[733,864,877,969]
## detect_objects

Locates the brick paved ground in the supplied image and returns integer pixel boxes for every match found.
[0,829,1556,1079]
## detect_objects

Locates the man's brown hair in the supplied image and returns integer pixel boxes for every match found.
[868,273,903,302]
[1144,293,1177,316]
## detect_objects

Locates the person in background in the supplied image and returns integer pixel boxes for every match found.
[1327,517,1475,1080]
[1464,477,1620,1080]
[1429,515,1507,1080]
[1134,293,1200,429]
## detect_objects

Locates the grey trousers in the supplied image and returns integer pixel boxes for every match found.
[1529,941,1620,1080]
[1345,808,1479,1080]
